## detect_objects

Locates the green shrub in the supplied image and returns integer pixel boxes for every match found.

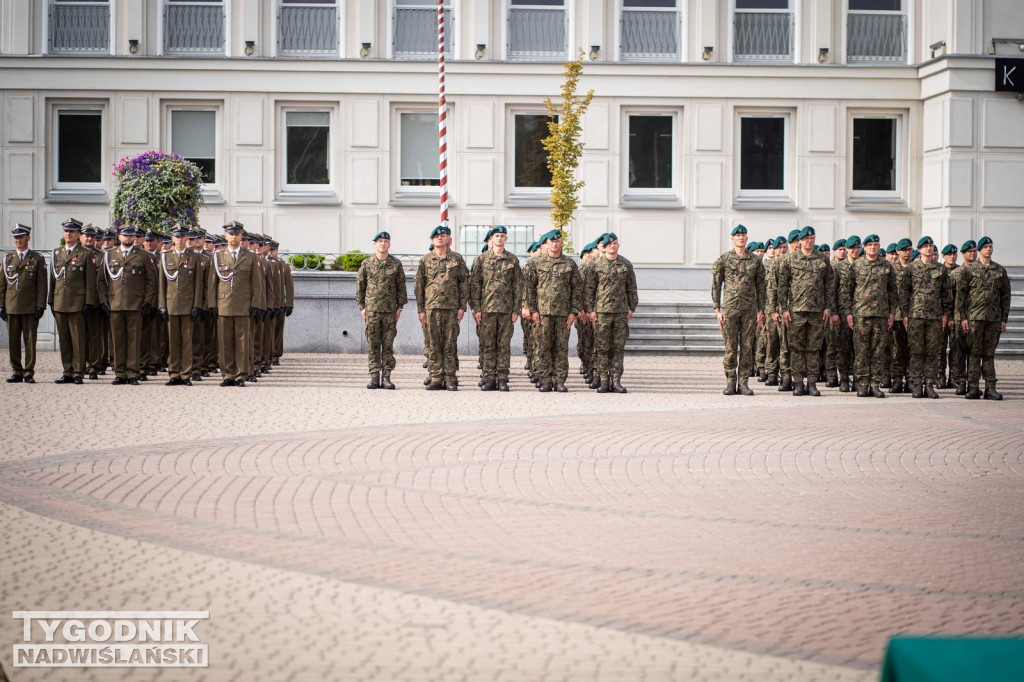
[336,250,370,272]
[289,253,327,271]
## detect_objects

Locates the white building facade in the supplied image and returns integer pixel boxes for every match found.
[2,0,1024,284]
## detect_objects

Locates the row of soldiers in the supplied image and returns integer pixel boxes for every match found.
[712,225,1011,399]
[1,219,294,386]
[355,225,637,392]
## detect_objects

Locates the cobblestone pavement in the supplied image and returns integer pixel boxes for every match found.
[2,352,1023,682]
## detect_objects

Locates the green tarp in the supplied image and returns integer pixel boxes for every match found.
[880,636,1024,682]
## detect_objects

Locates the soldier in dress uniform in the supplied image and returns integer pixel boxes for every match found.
[415,225,468,391]
[470,225,523,392]
[142,230,164,377]
[357,231,407,389]
[158,225,204,386]
[524,229,585,393]
[79,225,106,380]
[901,236,953,399]
[841,234,896,398]
[711,225,766,396]
[209,221,265,387]
[98,225,158,385]
[957,236,1011,400]
[49,218,99,384]
[586,233,639,394]
[1,224,47,383]
[203,234,221,373]
[259,235,281,375]
[271,240,293,366]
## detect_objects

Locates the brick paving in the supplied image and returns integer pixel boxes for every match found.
[1,352,1023,681]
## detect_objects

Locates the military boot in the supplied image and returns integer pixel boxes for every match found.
[839,378,851,393]
[779,376,794,392]
[984,382,1003,401]
[611,378,628,394]
[758,370,768,383]
[381,375,395,390]
[478,376,486,387]
[597,378,611,393]
[480,378,497,392]
[955,380,967,396]
[496,379,509,392]
[938,372,947,389]
[445,381,459,391]
[723,377,736,396]
[792,380,806,396]
[538,379,552,393]
[890,379,903,394]
[765,373,779,386]
[579,365,587,375]
[826,371,839,388]
[422,361,428,368]
[870,385,887,399]
[806,381,821,397]
[880,374,892,389]
[925,383,940,399]
[367,373,380,390]
[857,383,870,398]
[737,379,754,396]
[589,374,602,390]
[912,382,924,399]
[817,369,826,383]
[424,374,432,386]
[425,380,444,391]
[554,381,568,393]
[965,384,981,399]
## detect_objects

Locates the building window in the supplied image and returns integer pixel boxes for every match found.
[737,113,790,201]
[508,0,566,60]
[170,110,218,185]
[626,113,676,197]
[279,0,339,57]
[399,112,440,189]
[55,109,104,188]
[165,0,225,55]
[734,0,792,62]
[621,0,680,61]
[850,115,902,201]
[513,113,556,191]
[394,0,452,58]
[284,111,331,187]
[847,0,906,64]
[461,224,534,258]
[49,0,110,55]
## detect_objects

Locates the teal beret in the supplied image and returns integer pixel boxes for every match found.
[833,239,846,250]
[911,249,919,259]
[978,236,992,248]
[940,244,957,256]
[481,244,489,253]
[580,241,596,255]
[960,239,977,252]
[819,243,830,252]
[886,243,897,253]
[863,234,879,245]
[430,225,451,238]
[879,246,887,255]
[777,235,787,246]
[788,229,801,242]
[896,238,913,250]
[483,228,496,243]
[601,232,618,246]
[753,241,764,251]
[491,225,507,235]
[540,229,563,243]
[917,236,934,248]
[428,243,434,251]
[798,226,815,239]
[845,235,861,248]
[372,231,390,241]
[731,225,747,236]
[526,241,538,253]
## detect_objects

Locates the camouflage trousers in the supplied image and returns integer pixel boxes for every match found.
[966,320,1002,386]
[534,314,572,383]
[575,317,593,370]
[949,324,968,384]
[595,312,629,380]
[755,323,767,371]
[907,318,942,385]
[823,320,838,373]
[836,322,854,380]
[721,308,757,379]
[788,311,824,380]
[364,311,398,376]
[479,312,515,380]
[764,316,787,376]
[937,323,961,382]
[426,309,460,382]
[889,320,909,382]
[853,316,890,387]
[521,316,534,367]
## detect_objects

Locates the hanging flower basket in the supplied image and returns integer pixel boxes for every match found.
[111,151,205,233]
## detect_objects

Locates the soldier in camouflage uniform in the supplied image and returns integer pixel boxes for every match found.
[521,241,541,381]
[711,225,766,396]
[888,238,913,393]
[585,233,639,394]
[470,226,522,392]
[956,236,1011,400]
[357,231,407,390]
[763,236,789,386]
[752,241,769,381]
[949,239,977,395]
[754,239,776,382]
[823,239,847,387]
[415,225,469,391]
[575,241,598,384]
[834,235,861,392]
[841,234,896,398]
[774,226,837,397]
[524,229,585,393]
[900,236,953,399]
[937,243,959,388]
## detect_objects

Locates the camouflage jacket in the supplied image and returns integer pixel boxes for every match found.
[586,254,639,314]
[711,250,765,312]
[840,256,896,318]
[891,260,909,318]
[900,260,953,320]
[776,250,836,314]
[414,250,469,312]
[524,252,583,316]
[949,265,967,322]
[763,257,780,314]
[357,254,408,313]
[956,260,1011,323]
[469,249,523,314]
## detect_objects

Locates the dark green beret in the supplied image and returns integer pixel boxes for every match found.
[917,236,934,248]
[798,225,815,239]
[819,243,830,252]
[372,231,390,241]
[960,239,977,252]
[833,239,846,250]
[526,241,538,253]
[731,225,747,236]
[845,235,861,248]
[911,249,920,260]
[863,234,879,245]
[978,236,992,248]
[940,244,957,256]
[886,243,898,253]
[788,229,801,242]
[601,232,618,246]
[430,225,451,238]
[896,238,913,251]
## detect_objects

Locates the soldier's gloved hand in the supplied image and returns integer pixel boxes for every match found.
[83,303,92,315]
[210,307,218,318]
[140,301,151,316]
[159,308,169,321]
[0,307,5,322]
[101,302,111,317]
[249,307,258,319]
[191,307,200,321]
[34,307,44,321]
[285,306,293,317]
[261,309,269,322]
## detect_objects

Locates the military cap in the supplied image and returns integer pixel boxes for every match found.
[429,225,451,238]
[788,229,801,243]
[481,244,489,253]
[730,225,748,236]
[798,226,815,239]
[978,236,992,248]
[62,218,83,232]
[941,244,957,256]
[878,246,887,255]
[428,243,435,251]
[204,233,216,243]
[832,239,846,250]
[763,237,774,249]
[483,228,496,243]
[117,226,134,237]
[753,242,765,251]
[541,229,564,243]
[819,243,830,252]
[845,235,861,248]
[102,230,116,240]
[241,232,252,241]
[580,240,596,255]
[224,221,244,234]
[11,224,31,237]
[886,243,898,254]
[144,230,159,242]
[601,232,618,246]
[526,241,539,253]
[916,236,934,248]
[372,231,391,241]
[171,225,189,237]
[82,225,98,237]
[911,249,920,260]
[270,241,279,249]
[960,239,977,252]
[188,229,202,239]
[746,243,755,252]
[215,236,227,246]
[491,225,508,235]
[161,234,172,244]
[863,234,879,245]
[896,238,913,251]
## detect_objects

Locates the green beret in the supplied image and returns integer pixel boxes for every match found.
[886,243,898,253]
[896,238,913,251]
[372,231,391,241]
[430,225,451,238]
[601,232,618,246]
[788,229,801,243]
[960,239,977,252]
[526,241,538,253]
[911,249,920,260]
[917,236,934,248]
[845,235,861,248]
[731,224,747,236]
[798,226,815,239]
[833,239,846,250]
[940,244,957,256]
[863,234,879,245]
[978,236,992,248]
[580,240,597,255]
[481,244,489,253]
[819,243,830,252]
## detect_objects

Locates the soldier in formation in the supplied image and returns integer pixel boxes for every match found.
[957,236,1011,400]
[711,225,766,396]
[49,218,97,384]
[900,236,953,399]
[585,232,639,394]
[470,226,522,392]
[158,225,204,385]
[415,225,468,391]
[357,231,407,389]
[840,234,896,398]
[98,225,158,384]
[2,225,47,383]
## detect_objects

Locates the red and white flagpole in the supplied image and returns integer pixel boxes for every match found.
[437,0,449,229]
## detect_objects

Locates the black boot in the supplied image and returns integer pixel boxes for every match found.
[965,384,981,399]
[496,379,509,392]
[424,374,433,386]
[611,379,627,394]
[826,371,839,388]
[890,379,903,395]
[481,378,497,391]
[984,383,1003,401]
[839,379,850,393]
[446,381,459,391]
[723,377,736,396]
[912,382,924,399]
[780,377,794,392]
[425,380,444,391]
[381,375,395,390]
[925,383,940,399]
[792,380,806,397]
[871,385,887,399]
[857,383,870,398]
[538,379,552,393]
[589,375,602,390]
[955,381,967,396]
[367,374,380,389]
[422,361,428,368]
[554,382,568,393]
[880,374,892,389]
[806,381,820,397]
[765,373,779,386]
[737,380,754,396]
[758,370,767,383]
[597,378,611,393]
